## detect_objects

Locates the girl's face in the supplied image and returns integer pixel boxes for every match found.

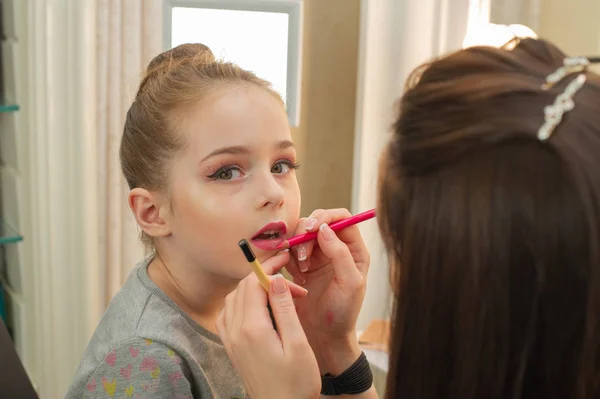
[164,84,301,279]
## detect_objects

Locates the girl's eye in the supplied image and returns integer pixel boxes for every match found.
[272,160,300,174]
[208,167,243,181]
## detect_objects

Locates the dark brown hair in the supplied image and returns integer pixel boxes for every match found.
[119,43,282,247]
[378,38,600,399]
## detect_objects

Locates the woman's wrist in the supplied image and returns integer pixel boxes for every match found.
[312,333,362,375]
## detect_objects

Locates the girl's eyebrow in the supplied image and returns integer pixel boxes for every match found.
[199,140,295,163]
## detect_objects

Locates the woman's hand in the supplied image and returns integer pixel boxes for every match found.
[217,256,320,399]
[285,209,371,375]
[262,250,314,298]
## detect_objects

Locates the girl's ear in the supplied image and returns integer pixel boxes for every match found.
[128,188,172,238]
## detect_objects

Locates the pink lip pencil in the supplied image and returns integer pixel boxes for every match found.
[276,209,376,249]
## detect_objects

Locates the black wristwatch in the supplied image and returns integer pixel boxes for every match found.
[320,352,373,395]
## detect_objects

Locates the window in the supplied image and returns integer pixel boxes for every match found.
[164,0,303,127]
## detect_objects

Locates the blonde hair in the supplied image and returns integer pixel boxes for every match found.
[120,43,283,246]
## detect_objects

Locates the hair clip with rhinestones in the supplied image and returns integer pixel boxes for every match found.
[542,57,590,90]
[538,74,587,140]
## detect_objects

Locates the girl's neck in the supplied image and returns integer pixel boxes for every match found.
[147,253,238,334]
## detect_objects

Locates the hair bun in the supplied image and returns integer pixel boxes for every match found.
[146,43,216,72]
[137,43,216,98]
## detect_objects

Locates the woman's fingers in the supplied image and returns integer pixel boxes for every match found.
[316,223,363,287]
[268,275,310,354]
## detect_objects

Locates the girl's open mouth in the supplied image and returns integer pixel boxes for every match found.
[251,222,287,250]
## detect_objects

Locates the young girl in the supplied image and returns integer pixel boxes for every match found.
[65,43,312,398]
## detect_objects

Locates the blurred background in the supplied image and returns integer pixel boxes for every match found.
[0,0,598,397]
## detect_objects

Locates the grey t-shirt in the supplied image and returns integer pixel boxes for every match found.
[65,257,246,399]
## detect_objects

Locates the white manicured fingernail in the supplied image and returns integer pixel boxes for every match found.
[297,244,307,261]
[305,218,318,231]
[299,261,309,272]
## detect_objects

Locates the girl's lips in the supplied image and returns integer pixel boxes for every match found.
[250,236,286,251]
[251,221,287,251]
[252,221,287,239]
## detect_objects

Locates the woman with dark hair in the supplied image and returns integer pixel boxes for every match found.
[217,38,600,399]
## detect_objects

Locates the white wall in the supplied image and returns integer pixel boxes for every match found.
[489,0,600,73]
[537,0,600,58]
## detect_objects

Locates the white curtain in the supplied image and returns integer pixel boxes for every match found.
[352,0,473,331]
[95,0,161,308]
